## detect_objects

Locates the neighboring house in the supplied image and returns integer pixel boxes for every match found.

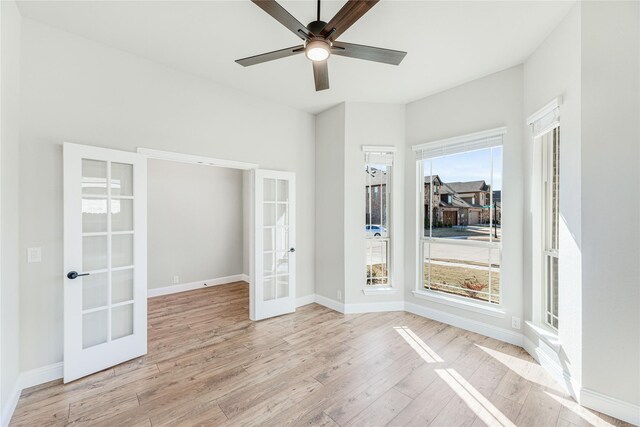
[424,175,501,226]
[365,166,388,226]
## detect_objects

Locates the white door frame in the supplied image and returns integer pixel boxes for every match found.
[135,148,296,321]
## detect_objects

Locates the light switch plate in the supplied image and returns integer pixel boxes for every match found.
[27,247,42,263]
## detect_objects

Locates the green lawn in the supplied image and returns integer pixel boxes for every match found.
[425,262,500,304]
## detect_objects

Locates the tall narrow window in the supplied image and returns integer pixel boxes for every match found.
[365,150,393,286]
[415,129,504,304]
[543,127,560,329]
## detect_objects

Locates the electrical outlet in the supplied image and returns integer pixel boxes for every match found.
[511,317,521,330]
[172,275,180,284]
[337,290,342,301]
[27,247,42,263]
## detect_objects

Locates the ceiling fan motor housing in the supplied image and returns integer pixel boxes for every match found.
[307,20,328,36]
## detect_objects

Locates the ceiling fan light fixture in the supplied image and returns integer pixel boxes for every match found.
[305,39,330,62]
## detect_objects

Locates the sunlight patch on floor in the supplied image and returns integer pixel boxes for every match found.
[436,368,517,427]
[545,391,616,427]
[476,344,564,392]
[394,326,443,363]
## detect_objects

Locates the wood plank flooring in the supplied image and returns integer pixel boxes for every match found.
[10,282,631,426]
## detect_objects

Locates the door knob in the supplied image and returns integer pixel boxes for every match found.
[67,271,90,280]
[289,248,295,253]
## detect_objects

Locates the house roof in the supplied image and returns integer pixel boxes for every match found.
[424,175,443,186]
[441,180,490,194]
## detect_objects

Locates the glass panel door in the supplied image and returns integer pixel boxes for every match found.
[252,170,296,321]
[64,143,147,383]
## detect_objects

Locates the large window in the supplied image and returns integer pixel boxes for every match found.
[365,150,393,286]
[416,130,503,304]
[542,127,560,329]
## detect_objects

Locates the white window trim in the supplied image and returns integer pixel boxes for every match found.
[411,290,506,318]
[362,287,399,296]
[363,146,395,292]
[413,127,505,310]
[528,97,562,331]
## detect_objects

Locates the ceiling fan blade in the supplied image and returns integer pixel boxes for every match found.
[331,41,407,65]
[312,60,329,91]
[251,0,311,40]
[320,0,379,40]
[236,45,304,67]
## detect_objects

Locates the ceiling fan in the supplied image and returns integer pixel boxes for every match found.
[235,0,407,91]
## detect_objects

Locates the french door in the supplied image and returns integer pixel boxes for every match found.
[63,143,147,383]
[251,170,296,321]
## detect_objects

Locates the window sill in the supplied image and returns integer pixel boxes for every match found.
[362,287,399,296]
[525,321,560,352]
[411,290,506,318]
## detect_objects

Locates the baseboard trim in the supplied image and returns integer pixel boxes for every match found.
[295,294,316,307]
[314,294,345,313]
[344,300,405,314]
[1,381,21,427]
[20,362,64,390]
[1,362,64,426]
[148,274,247,298]
[581,387,640,426]
[405,301,523,346]
[523,336,580,400]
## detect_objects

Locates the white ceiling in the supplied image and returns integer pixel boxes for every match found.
[17,0,574,113]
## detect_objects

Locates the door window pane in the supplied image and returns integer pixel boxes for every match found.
[264,178,276,202]
[82,159,107,195]
[276,276,289,298]
[82,272,109,310]
[112,304,134,340]
[263,204,276,227]
[263,277,276,301]
[263,252,275,276]
[112,269,134,303]
[263,228,274,251]
[82,198,108,233]
[112,234,133,267]
[83,309,108,349]
[275,252,289,275]
[277,180,289,202]
[83,236,108,271]
[112,199,133,232]
[111,163,133,196]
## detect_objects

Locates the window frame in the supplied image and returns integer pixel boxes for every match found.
[541,127,560,331]
[527,97,561,334]
[363,146,396,291]
[413,128,506,308]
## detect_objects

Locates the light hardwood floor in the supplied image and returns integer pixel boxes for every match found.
[10,282,630,426]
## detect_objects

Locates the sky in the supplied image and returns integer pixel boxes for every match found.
[424,147,502,191]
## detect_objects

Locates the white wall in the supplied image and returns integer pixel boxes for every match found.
[314,103,345,302]
[523,3,583,391]
[344,103,405,305]
[1,0,23,422]
[580,0,639,407]
[404,66,524,334]
[18,18,315,373]
[314,102,406,307]
[147,159,243,289]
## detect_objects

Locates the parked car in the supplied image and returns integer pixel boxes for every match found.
[366,225,387,237]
